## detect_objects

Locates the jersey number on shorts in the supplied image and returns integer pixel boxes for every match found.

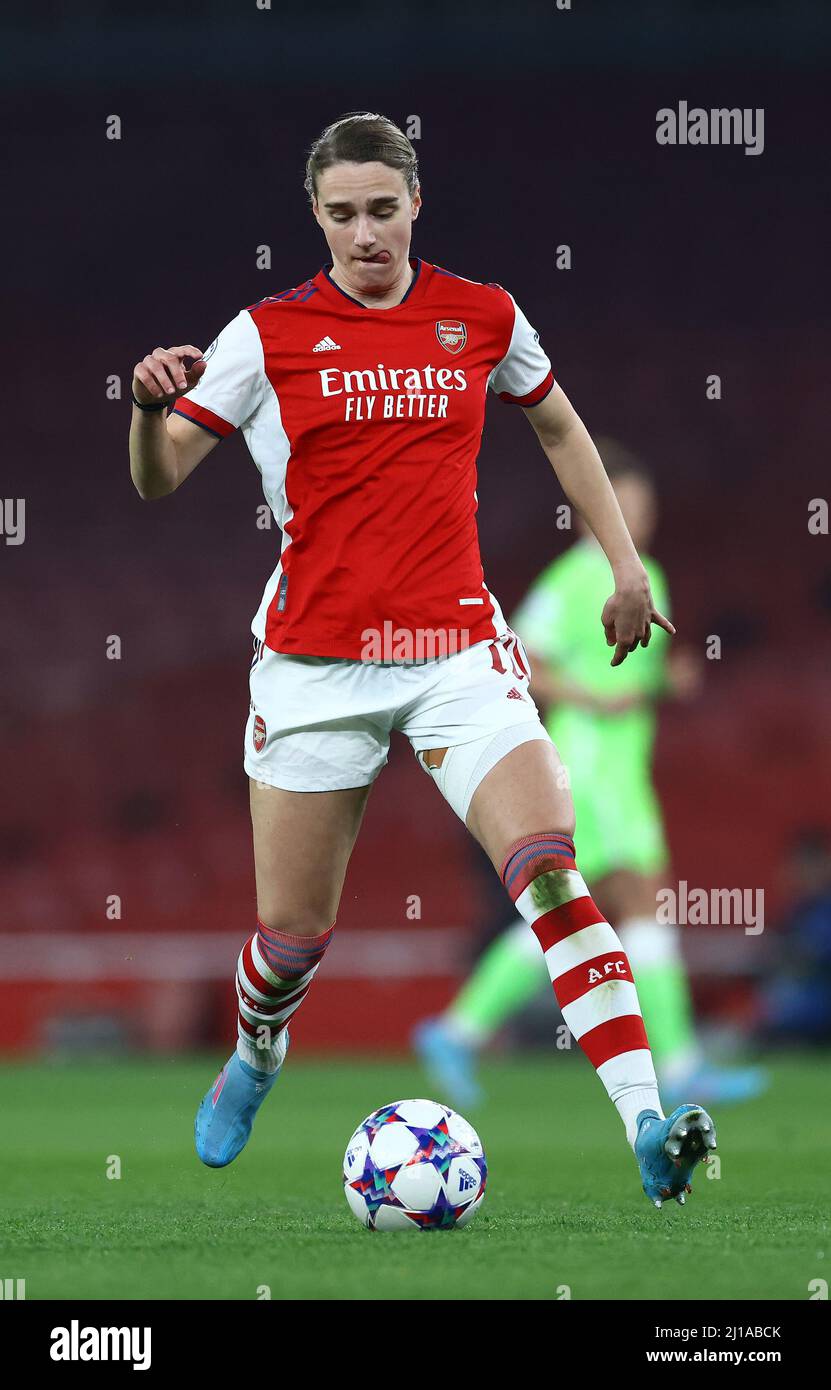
[488,633,529,681]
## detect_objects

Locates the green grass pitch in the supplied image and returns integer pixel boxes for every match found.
[0,1052,827,1300]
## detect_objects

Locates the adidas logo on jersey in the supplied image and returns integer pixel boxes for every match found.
[313,335,342,352]
[506,687,525,700]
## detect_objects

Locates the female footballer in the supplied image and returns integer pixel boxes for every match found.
[128,111,716,1207]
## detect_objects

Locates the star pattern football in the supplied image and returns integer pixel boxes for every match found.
[343,1098,487,1231]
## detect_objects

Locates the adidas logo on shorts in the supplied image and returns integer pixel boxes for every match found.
[506,687,524,700]
[312,335,342,352]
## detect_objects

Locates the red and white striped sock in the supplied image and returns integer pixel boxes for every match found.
[235,918,335,1073]
[501,832,664,1146]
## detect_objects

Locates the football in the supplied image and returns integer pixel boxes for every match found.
[342,1098,487,1231]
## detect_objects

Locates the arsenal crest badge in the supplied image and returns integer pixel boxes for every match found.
[435,320,467,354]
[253,714,267,753]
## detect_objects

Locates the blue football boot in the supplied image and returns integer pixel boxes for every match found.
[635,1103,717,1208]
[412,1017,483,1108]
[195,1031,289,1168]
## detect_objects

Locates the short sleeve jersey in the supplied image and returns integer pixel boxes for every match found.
[173,257,555,659]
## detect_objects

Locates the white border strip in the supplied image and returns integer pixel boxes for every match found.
[0,931,466,981]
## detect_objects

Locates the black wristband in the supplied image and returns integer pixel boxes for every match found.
[131,391,168,412]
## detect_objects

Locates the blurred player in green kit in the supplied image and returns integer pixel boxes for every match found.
[415,440,766,1107]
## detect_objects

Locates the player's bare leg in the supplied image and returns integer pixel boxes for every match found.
[426,738,716,1206]
[250,777,372,933]
[195,780,372,1168]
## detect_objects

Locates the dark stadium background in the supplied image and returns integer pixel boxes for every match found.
[1,0,829,1055]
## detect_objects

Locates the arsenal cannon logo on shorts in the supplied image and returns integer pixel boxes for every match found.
[435,319,467,354]
[252,714,267,753]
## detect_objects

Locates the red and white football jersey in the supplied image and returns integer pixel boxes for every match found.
[173,256,555,659]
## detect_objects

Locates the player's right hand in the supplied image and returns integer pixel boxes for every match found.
[132,345,206,406]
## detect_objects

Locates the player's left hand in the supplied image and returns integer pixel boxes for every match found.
[601,570,675,667]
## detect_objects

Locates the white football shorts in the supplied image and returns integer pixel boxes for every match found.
[243,629,548,794]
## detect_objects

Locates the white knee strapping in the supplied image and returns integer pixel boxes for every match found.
[416,720,552,824]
